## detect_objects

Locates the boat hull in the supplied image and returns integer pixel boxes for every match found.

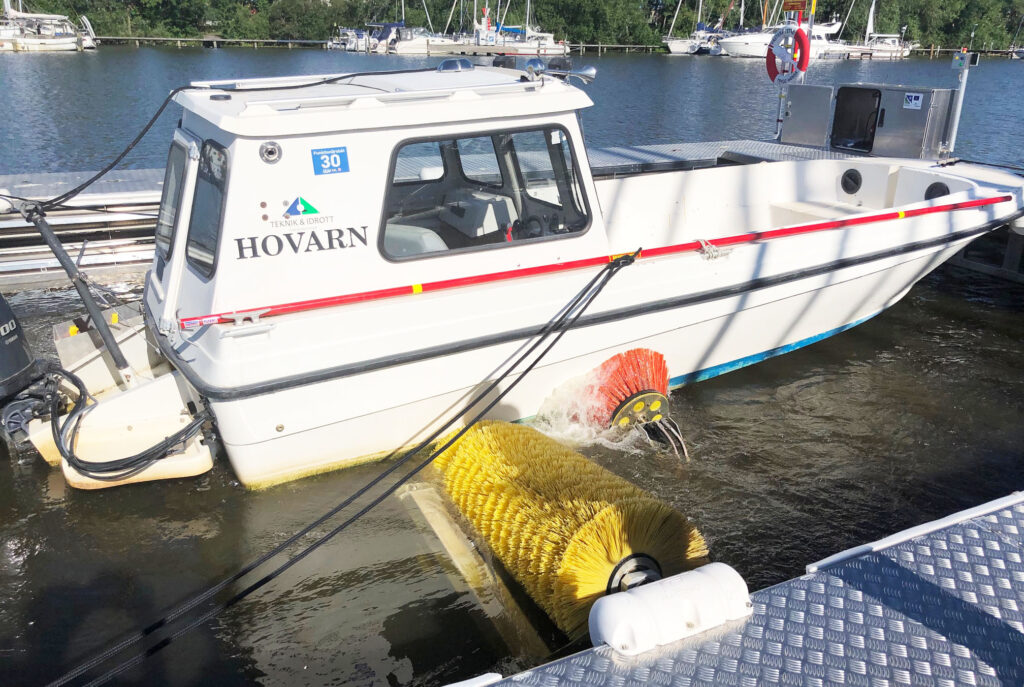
[0,35,81,51]
[199,235,974,488]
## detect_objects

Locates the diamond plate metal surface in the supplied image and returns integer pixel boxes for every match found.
[499,495,1024,687]
[589,140,856,175]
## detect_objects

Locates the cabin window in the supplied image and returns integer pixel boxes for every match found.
[185,140,228,277]
[456,137,503,188]
[380,126,590,260]
[394,141,445,183]
[154,143,188,259]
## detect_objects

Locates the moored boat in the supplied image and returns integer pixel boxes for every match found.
[3,61,1023,492]
[0,0,95,52]
[719,20,844,58]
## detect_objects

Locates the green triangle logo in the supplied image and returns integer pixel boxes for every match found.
[285,197,319,217]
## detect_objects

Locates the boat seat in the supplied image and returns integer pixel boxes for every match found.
[384,222,448,257]
[770,199,866,226]
[439,188,517,238]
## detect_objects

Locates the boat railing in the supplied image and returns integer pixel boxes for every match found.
[188,75,551,115]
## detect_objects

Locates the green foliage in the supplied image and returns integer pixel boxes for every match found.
[13,0,1024,47]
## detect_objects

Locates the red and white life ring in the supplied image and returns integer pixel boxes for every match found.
[765,25,810,83]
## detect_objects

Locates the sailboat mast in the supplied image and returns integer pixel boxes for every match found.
[865,0,875,42]
[740,0,744,28]
[696,0,703,29]
[667,0,684,37]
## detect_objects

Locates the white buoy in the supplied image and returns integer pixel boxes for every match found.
[588,562,753,656]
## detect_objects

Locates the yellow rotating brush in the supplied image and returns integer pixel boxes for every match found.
[434,421,708,639]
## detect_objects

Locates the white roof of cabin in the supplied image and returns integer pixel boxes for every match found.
[175,67,593,137]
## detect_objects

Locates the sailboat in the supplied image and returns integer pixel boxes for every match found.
[468,1,569,56]
[0,0,96,52]
[849,0,910,59]
[664,0,731,55]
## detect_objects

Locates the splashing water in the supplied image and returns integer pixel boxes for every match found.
[528,370,664,454]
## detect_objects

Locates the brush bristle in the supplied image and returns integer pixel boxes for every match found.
[434,422,707,638]
[585,349,670,426]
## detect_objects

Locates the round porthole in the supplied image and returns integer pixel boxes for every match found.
[925,182,950,200]
[841,169,862,194]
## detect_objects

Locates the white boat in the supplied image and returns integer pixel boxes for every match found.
[389,25,463,54]
[0,0,95,52]
[843,1,910,59]
[663,0,731,55]
[468,3,568,56]
[327,27,371,52]
[8,62,1024,491]
[719,21,845,59]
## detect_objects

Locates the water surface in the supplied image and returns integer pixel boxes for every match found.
[1,47,1023,686]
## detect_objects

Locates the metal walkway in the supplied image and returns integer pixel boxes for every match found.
[497,493,1024,686]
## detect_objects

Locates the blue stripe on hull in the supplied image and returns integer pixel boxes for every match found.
[668,311,880,389]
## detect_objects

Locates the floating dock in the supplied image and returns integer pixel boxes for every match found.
[487,492,1024,686]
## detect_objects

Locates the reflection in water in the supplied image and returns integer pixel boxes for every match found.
[0,47,1022,686]
[1,263,1020,686]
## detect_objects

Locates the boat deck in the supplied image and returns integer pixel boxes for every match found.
[0,140,853,290]
[494,492,1024,686]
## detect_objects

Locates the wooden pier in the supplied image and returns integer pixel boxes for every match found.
[96,35,665,54]
[97,36,330,49]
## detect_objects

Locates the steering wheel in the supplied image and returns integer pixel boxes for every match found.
[521,215,545,239]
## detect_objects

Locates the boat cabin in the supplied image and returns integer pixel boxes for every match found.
[147,64,606,335]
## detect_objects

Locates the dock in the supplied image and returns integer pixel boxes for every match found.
[490,492,1024,686]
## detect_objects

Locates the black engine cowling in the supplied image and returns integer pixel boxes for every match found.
[0,294,40,403]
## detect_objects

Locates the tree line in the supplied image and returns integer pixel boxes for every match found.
[21,0,1024,49]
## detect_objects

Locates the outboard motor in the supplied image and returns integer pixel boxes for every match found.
[0,294,41,403]
[0,294,47,454]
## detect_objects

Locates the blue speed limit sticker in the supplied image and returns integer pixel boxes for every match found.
[311,146,350,175]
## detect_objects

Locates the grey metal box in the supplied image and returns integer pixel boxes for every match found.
[780,85,834,147]
[832,83,954,159]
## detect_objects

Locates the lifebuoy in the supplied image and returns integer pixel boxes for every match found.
[765,25,810,83]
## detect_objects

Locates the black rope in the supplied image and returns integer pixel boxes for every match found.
[0,192,160,219]
[45,364,210,482]
[939,158,1024,175]
[38,67,439,211]
[47,250,639,687]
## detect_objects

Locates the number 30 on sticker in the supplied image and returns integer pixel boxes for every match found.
[311,146,350,175]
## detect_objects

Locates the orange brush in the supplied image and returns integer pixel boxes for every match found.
[583,348,669,428]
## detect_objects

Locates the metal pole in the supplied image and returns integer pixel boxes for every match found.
[667,0,683,37]
[20,207,132,381]
[946,58,971,154]
[422,0,434,32]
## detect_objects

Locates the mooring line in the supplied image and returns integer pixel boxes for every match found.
[48,250,638,686]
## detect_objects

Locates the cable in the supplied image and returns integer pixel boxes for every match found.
[45,364,210,482]
[942,158,1024,175]
[85,251,637,686]
[38,67,438,211]
[0,192,159,219]
[47,250,638,687]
